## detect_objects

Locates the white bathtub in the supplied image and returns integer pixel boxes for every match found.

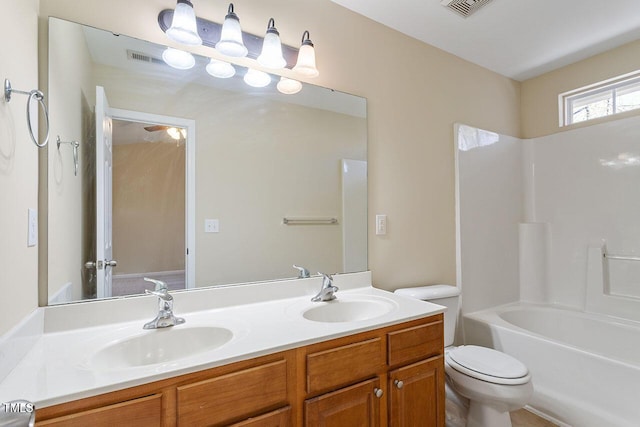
[464,303,640,427]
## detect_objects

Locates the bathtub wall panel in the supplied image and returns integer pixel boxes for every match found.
[455,125,523,314]
[530,114,640,310]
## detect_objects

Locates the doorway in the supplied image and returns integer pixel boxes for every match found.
[86,100,196,298]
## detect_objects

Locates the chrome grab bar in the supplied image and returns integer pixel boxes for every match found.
[603,253,640,262]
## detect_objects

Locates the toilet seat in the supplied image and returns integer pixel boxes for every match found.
[446,345,531,385]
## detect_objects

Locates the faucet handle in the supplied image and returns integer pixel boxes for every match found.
[144,277,168,291]
[293,265,311,278]
[145,288,173,301]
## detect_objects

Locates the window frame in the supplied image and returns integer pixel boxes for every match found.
[559,71,640,126]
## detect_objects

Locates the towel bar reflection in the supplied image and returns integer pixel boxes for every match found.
[283,217,338,225]
[56,136,79,176]
[603,253,640,262]
[4,78,50,148]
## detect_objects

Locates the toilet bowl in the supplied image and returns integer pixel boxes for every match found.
[445,345,533,427]
[395,285,533,427]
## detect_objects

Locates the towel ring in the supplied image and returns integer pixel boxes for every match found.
[4,79,50,148]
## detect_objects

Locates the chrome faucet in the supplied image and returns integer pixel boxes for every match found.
[311,272,339,302]
[143,277,185,329]
[293,264,311,279]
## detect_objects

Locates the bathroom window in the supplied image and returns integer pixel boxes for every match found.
[561,72,640,126]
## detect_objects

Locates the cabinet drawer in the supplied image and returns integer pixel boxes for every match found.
[229,406,291,427]
[387,319,443,367]
[306,337,384,395]
[177,359,288,426]
[37,394,161,427]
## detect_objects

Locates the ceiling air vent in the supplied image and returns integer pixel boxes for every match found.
[126,50,165,66]
[441,0,494,18]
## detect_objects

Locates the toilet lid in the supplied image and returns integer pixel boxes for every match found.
[447,345,530,385]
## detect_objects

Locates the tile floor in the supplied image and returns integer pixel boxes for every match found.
[511,409,559,427]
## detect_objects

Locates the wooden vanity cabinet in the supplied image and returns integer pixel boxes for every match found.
[35,314,443,427]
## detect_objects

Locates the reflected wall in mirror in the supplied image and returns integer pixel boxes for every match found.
[46,17,368,305]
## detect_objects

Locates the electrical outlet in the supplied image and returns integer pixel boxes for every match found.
[28,208,38,246]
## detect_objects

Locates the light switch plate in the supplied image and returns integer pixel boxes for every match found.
[375,214,387,235]
[28,208,38,246]
[205,219,219,233]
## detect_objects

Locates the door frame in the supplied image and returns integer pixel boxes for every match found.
[110,107,196,290]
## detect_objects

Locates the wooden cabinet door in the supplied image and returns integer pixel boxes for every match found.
[388,356,445,427]
[305,378,382,427]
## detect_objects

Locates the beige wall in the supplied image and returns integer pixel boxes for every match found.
[0,0,39,335]
[522,39,640,138]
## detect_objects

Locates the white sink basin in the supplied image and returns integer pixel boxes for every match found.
[302,296,397,323]
[90,326,233,370]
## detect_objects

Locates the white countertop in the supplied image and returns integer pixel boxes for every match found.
[0,272,444,408]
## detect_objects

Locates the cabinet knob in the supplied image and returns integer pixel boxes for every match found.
[394,379,404,389]
[373,388,383,398]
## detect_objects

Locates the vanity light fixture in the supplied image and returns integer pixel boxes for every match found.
[257,18,286,69]
[277,77,302,95]
[166,0,202,46]
[157,5,319,93]
[215,3,248,57]
[243,68,271,88]
[292,31,319,78]
[206,58,236,78]
[167,127,187,140]
[162,47,196,70]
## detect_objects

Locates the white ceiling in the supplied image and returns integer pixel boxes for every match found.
[330,0,640,81]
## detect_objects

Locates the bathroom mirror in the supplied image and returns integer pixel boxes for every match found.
[46,17,367,305]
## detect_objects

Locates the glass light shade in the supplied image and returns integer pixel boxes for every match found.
[243,69,271,88]
[293,32,319,78]
[166,0,202,46]
[257,19,286,69]
[277,77,302,95]
[162,47,195,70]
[215,5,248,57]
[293,44,319,77]
[206,58,236,78]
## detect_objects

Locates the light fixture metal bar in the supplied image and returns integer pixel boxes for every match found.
[158,9,299,68]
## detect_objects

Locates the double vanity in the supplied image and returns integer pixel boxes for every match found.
[0,272,445,426]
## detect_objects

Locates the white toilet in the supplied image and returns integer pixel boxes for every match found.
[395,285,533,427]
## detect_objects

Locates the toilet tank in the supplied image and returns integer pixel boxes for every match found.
[394,285,461,347]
